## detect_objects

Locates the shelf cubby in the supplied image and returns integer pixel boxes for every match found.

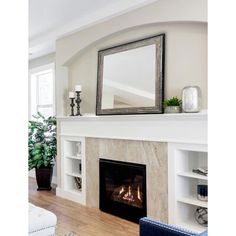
[64,175,82,192]
[168,143,208,234]
[64,158,82,176]
[176,202,207,233]
[57,136,86,205]
[63,140,82,158]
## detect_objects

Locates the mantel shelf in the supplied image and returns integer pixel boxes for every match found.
[57,110,207,122]
[57,110,207,144]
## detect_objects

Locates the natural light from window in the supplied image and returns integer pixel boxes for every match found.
[29,64,54,119]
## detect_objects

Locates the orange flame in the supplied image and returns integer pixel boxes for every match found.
[137,186,141,201]
[119,186,125,195]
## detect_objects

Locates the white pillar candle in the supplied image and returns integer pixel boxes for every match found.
[75,85,82,92]
[69,91,75,98]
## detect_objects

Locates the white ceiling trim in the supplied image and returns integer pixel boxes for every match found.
[29,0,158,60]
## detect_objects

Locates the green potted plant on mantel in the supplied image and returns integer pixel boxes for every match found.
[28,112,57,190]
[163,96,182,113]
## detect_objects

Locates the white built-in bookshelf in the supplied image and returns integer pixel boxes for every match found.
[56,135,86,205]
[168,143,208,233]
[56,113,207,227]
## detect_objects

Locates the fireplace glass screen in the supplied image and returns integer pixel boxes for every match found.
[99,159,146,223]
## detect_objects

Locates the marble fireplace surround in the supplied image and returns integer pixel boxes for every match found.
[86,138,168,222]
[57,112,207,223]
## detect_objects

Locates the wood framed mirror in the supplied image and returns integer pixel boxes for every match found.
[96,34,165,115]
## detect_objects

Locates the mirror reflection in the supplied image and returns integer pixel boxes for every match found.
[102,45,156,109]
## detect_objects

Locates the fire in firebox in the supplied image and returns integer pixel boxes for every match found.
[112,184,143,208]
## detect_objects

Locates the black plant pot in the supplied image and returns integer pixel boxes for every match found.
[35,166,53,191]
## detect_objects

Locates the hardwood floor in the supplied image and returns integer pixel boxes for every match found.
[29,178,139,236]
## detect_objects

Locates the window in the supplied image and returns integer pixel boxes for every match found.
[29,64,55,119]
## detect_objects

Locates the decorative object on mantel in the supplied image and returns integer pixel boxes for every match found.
[74,177,82,190]
[96,34,165,115]
[163,96,182,113]
[194,207,208,227]
[197,184,208,202]
[69,91,75,116]
[182,86,201,113]
[75,85,82,116]
[192,167,208,176]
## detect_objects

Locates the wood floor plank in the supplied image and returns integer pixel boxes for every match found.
[29,177,139,236]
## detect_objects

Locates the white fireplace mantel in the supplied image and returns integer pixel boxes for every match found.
[57,111,207,144]
[57,111,208,232]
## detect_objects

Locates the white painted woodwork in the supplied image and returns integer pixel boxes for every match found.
[56,112,207,232]
[177,172,208,181]
[56,136,86,205]
[57,111,207,144]
[168,142,208,233]
[178,196,207,208]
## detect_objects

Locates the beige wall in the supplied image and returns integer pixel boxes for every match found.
[55,0,207,116]
[67,22,207,114]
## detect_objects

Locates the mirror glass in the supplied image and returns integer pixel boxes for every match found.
[102,44,156,109]
[96,34,165,115]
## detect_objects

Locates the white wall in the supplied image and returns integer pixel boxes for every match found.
[55,0,207,116]
[29,53,55,70]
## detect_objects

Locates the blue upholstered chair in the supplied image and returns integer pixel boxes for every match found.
[139,217,208,236]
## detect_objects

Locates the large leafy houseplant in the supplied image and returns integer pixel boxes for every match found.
[28,112,56,190]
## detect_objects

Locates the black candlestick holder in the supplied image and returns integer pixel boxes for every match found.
[75,91,82,116]
[69,98,75,116]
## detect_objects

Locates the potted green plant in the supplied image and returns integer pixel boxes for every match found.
[28,112,57,190]
[163,96,182,113]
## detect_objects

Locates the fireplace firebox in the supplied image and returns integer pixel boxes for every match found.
[99,159,147,223]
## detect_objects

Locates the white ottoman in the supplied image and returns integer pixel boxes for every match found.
[29,203,57,236]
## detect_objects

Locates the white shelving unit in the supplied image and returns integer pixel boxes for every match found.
[178,196,207,208]
[177,172,207,181]
[56,135,86,205]
[168,143,208,233]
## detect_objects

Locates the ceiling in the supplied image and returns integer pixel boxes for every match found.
[29,0,157,60]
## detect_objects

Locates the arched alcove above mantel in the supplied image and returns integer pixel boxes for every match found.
[57,0,207,66]
[55,0,207,116]
[62,21,206,67]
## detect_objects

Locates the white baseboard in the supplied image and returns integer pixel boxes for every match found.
[56,187,85,205]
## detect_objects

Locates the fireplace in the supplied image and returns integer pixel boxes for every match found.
[99,159,147,223]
